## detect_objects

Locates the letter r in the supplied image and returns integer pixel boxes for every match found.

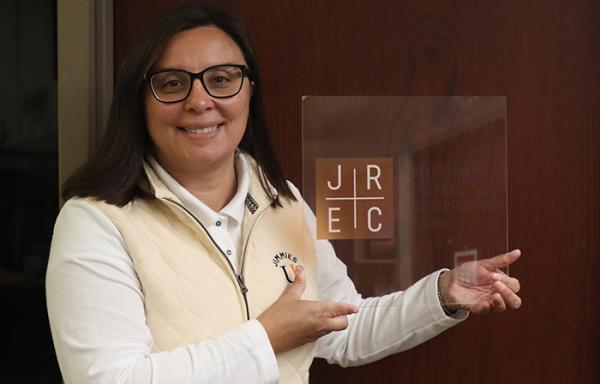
[367,165,382,190]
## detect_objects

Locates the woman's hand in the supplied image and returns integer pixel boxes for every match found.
[439,249,522,314]
[257,266,359,353]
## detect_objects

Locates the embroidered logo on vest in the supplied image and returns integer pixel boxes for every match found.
[245,194,259,214]
[272,251,301,283]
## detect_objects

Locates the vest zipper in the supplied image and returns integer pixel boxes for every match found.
[239,205,270,279]
[163,198,251,321]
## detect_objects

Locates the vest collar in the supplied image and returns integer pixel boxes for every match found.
[142,161,180,202]
[141,152,279,216]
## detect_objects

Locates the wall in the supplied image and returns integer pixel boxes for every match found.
[114,1,600,382]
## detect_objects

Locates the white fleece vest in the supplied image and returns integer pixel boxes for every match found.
[89,157,318,383]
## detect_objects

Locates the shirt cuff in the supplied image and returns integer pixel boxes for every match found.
[429,269,469,322]
[245,319,279,382]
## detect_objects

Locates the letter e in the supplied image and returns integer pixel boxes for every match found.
[328,207,341,233]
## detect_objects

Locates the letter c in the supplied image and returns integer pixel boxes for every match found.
[367,206,382,232]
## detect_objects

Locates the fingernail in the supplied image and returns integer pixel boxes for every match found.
[492,273,502,280]
[296,265,303,273]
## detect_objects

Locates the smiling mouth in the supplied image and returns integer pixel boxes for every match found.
[178,123,223,135]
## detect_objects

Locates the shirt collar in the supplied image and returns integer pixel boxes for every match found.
[148,153,249,226]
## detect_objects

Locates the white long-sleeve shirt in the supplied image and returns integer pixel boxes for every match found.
[46,156,467,383]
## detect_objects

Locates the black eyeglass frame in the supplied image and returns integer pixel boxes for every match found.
[144,64,252,103]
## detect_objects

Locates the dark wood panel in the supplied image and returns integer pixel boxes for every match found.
[115,1,600,382]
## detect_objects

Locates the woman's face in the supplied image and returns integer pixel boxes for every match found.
[145,26,252,175]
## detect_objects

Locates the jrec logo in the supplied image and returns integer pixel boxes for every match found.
[315,158,394,240]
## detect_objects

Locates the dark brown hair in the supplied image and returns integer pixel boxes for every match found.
[62,4,294,206]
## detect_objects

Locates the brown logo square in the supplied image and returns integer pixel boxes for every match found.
[315,158,394,240]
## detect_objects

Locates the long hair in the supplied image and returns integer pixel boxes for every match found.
[62,4,294,207]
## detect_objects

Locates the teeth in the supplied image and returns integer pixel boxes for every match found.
[183,125,219,134]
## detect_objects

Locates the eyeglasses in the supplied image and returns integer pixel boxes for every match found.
[145,64,251,103]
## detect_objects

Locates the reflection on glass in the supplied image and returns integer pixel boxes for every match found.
[0,0,61,381]
[302,96,507,303]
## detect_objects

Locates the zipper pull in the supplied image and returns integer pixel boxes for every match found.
[237,275,248,294]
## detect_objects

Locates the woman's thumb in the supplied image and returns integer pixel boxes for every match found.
[285,265,306,297]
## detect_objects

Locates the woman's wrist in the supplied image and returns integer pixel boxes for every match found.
[437,271,458,315]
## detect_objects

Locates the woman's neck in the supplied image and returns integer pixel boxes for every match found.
[159,155,238,212]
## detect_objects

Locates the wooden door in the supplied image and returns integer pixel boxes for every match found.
[114,1,600,382]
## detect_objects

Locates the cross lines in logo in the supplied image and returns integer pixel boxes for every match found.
[315,158,394,240]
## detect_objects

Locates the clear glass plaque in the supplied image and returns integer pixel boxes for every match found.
[302,96,508,306]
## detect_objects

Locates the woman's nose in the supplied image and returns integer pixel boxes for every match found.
[183,78,215,112]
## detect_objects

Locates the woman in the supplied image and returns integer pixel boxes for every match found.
[47,4,522,383]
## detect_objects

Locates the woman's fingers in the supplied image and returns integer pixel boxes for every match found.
[492,281,522,310]
[322,301,359,317]
[481,249,521,270]
[322,313,350,333]
[320,301,359,331]
[491,292,507,313]
[258,283,358,353]
[492,271,521,293]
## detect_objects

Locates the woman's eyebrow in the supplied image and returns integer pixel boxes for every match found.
[149,63,247,74]
[147,66,185,73]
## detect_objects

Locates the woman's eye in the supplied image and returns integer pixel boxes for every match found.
[152,72,188,94]
[163,79,182,89]
[211,75,231,84]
